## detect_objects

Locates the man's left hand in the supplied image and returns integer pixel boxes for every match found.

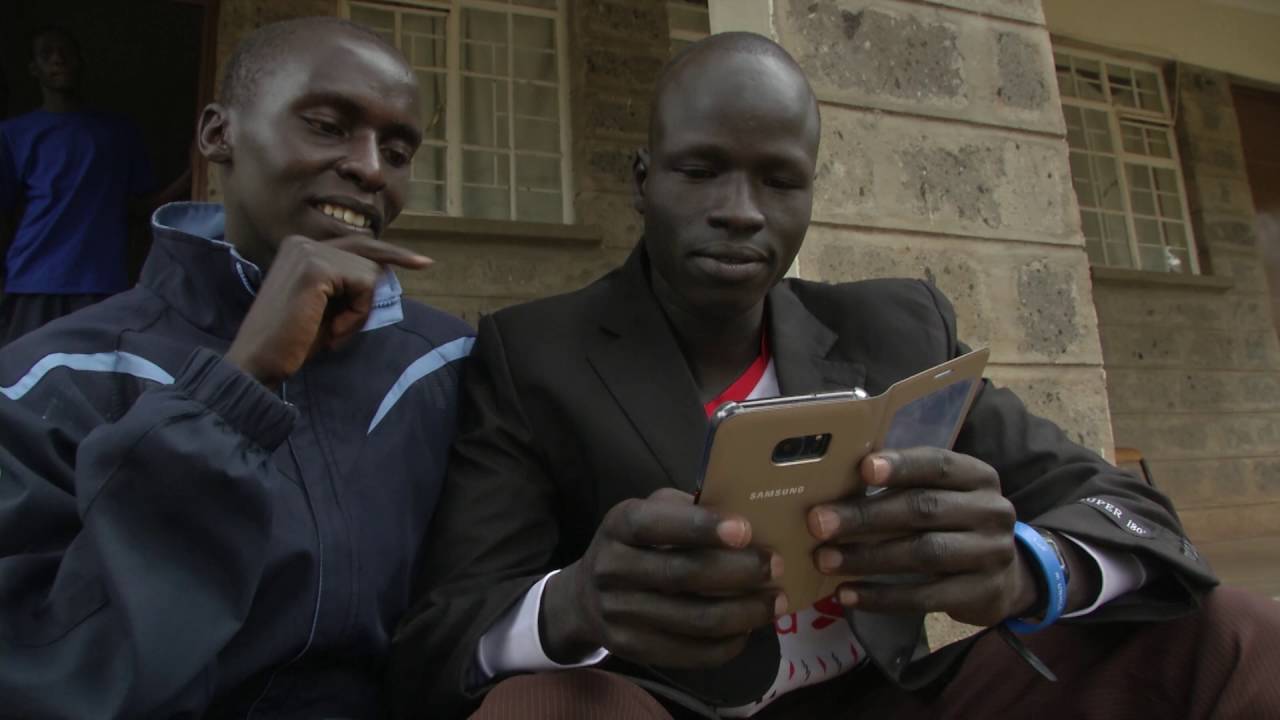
[806,448,1039,627]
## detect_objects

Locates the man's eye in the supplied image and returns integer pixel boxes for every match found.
[677,167,715,180]
[765,176,804,190]
[382,147,411,168]
[305,117,345,137]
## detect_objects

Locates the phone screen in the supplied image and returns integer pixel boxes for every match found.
[881,378,976,450]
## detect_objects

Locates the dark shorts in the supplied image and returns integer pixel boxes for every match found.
[0,292,109,347]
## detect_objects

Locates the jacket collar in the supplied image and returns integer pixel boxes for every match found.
[141,202,404,340]
[586,247,866,492]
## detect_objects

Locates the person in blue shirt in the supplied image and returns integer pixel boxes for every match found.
[0,26,189,345]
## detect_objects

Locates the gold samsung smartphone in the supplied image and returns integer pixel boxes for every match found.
[695,349,989,610]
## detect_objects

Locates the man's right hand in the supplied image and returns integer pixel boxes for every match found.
[539,488,786,669]
[225,235,430,388]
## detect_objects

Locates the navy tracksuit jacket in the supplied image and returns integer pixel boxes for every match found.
[0,203,473,718]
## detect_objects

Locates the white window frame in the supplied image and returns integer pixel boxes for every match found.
[1056,47,1200,275]
[341,0,574,224]
[667,1,710,56]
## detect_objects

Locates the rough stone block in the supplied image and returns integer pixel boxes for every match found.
[414,295,525,326]
[1180,502,1280,544]
[774,0,1063,133]
[1180,100,1243,146]
[1112,412,1280,461]
[582,46,665,92]
[1178,66,1233,108]
[577,142,639,192]
[1093,285,1271,331]
[1194,211,1259,250]
[1100,324,1280,372]
[1106,368,1280,415]
[578,0,667,45]
[583,94,651,141]
[394,241,628,300]
[575,191,643,249]
[995,31,1050,110]
[1144,457,1280,511]
[800,228,1103,365]
[1183,172,1258,217]
[1210,247,1271,295]
[1181,137,1247,176]
[984,365,1114,457]
[813,107,1079,244]
[918,0,1045,24]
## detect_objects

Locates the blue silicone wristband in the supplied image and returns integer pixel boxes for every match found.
[1004,521,1068,634]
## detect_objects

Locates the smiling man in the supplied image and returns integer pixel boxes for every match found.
[0,17,472,718]
[390,32,1280,719]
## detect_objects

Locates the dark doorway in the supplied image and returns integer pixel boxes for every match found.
[1233,85,1280,342]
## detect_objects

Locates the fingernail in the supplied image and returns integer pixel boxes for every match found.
[838,587,859,606]
[775,593,789,617]
[812,507,838,539]
[869,457,891,485]
[717,519,748,547]
[770,553,785,580]
[817,548,842,573]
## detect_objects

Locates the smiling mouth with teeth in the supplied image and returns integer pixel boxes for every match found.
[318,202,373,230]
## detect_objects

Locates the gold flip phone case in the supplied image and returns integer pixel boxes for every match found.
[695,348,990,610]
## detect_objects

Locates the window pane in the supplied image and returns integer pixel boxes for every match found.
[413,145,446,182]
[513,15,555,50]
[1089,130,1112,153]
[351,4,395,31]
[407,181,446,213]
[1146,134,1171,159]
[1085,235,1106,264]
[1164,222,1188,250]
[463,150,509,186]
[1121,124,1145,154]
[1154,167,1179,192]
[515,117,559,153]
[517,190,562,222]
[464,8,508,43]
[403,13,445,37]
[1094,156,1124,211]
[1075,58,1105,102]
[1139,91,1164,113]
[1084,108,1109,131]
[516,154,560,189]
[1104,213,1129,242]
[1130,188,1156,216]
[463,77,510,148]
[1138,245,1168,272]
[1080,211,1103,241]
[514,0,559,8]
[1135,217,1161,245]
[417,71,446,140]
[1127,163,1151,190]
[411,33,446,69]
[1106,241,1134,268]
[1158,192,1182,219]
[513,49,557,82]
[669,2,711,34]
[515,83,558,120]
[463,186,511,220]
[1167,248,1190,274]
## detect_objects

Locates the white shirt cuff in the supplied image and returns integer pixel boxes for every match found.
[474,569,611,682]
[1059,534,1148,618]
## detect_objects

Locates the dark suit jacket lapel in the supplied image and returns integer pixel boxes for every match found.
[586,249,708,493]
[767,281,866,395]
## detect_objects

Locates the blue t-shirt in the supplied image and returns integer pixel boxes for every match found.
[0,110,155,294]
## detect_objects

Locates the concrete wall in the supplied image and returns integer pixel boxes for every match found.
[1043,0,1280,87]
[728,0,1115,458]
[1094,67,1280,543]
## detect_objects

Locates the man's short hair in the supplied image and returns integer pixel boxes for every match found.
[29,25,81,61]
[218,16,399,109]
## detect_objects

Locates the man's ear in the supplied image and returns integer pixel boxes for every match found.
[631,147,650,215]
[198,102,233,166]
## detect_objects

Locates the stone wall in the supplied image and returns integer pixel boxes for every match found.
[761,0,1114,456]
[1094,66,1280,543]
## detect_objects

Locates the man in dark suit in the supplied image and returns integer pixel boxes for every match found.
[389,32,1280,719]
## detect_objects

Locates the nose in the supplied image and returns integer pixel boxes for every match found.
[708,172,765,235]
[336,130,387,193]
